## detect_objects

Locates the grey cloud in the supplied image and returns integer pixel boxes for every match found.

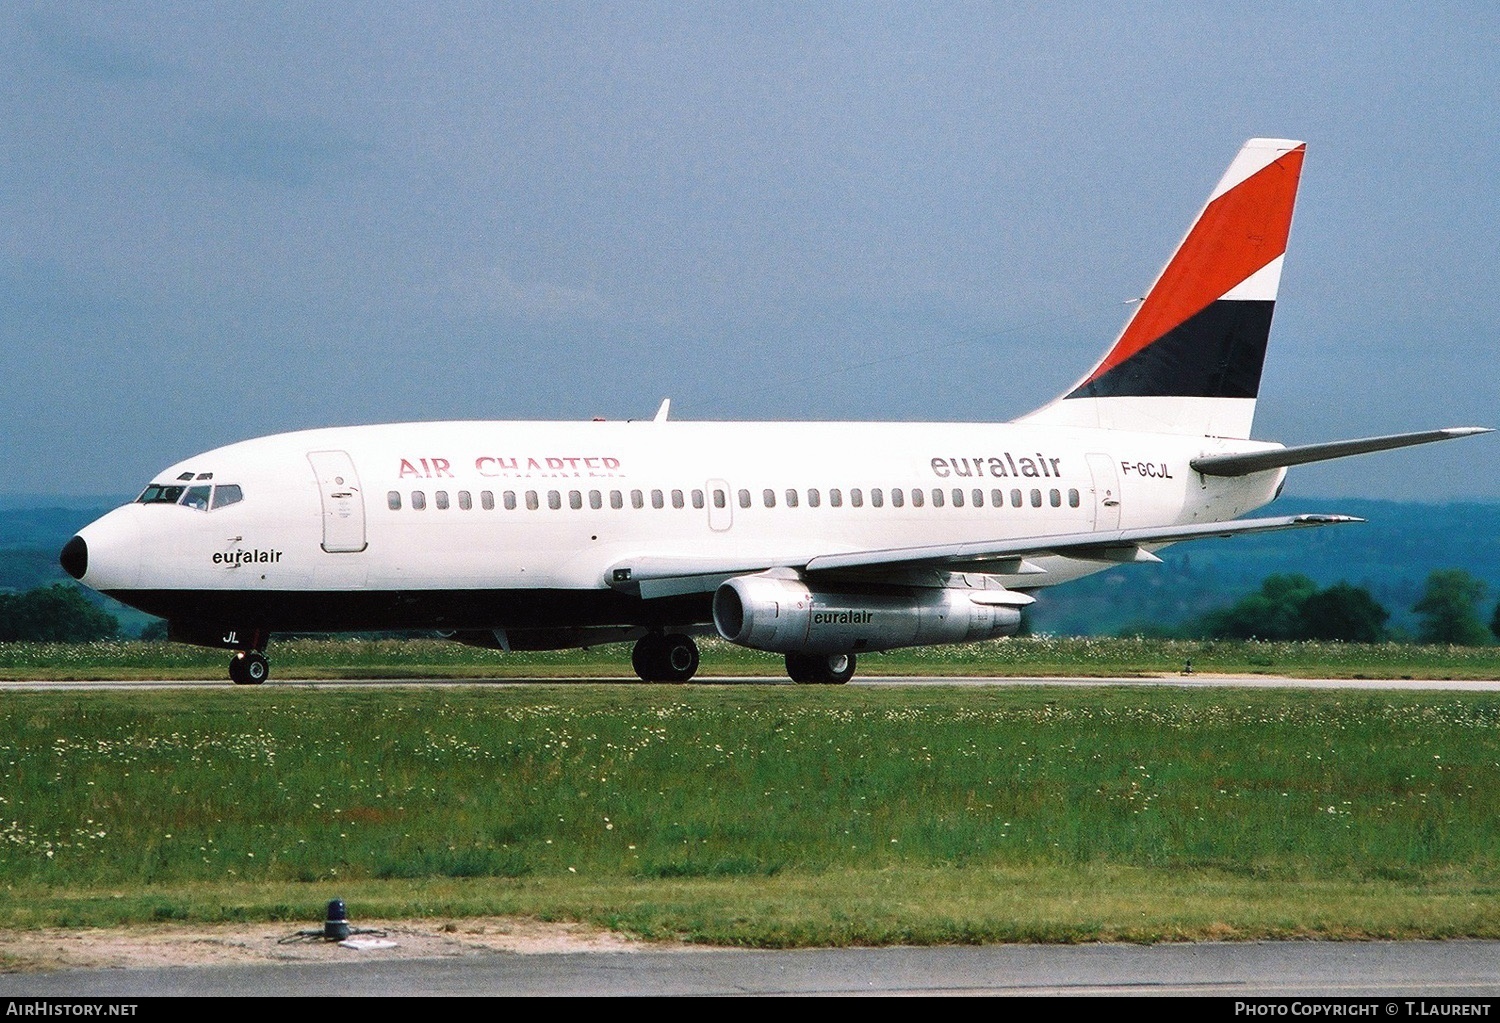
[28,10,165,82]
[176,112,376,187]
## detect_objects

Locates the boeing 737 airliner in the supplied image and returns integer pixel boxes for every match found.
[60,139,1489,684]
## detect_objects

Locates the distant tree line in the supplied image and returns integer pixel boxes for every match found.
[0,584,119,642]
[1159,568,1500,645]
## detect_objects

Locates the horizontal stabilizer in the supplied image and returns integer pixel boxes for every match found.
[1190,427,1493,477]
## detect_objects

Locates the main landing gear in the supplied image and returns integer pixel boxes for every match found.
[785,652,856,685]
[631,633,700,683]
[628,635,856,684]
[229,649,270,685]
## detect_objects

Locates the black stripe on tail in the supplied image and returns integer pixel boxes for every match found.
[1066,299,1275,400]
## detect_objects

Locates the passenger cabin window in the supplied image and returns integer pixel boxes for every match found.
[1011,489,1023,507]
[891,488,904,508]
[829,489,843,508]
[388,491,402,511]
[526,491,539,510]
[910,489,923,508]
[211,485,244,510]
[1050,489,1062,507]
[458,491,472,510]
[785,489,799,508]
[950,488,964,508]
[610,490,623,509]
[631,489,644,509]
[850,488,863,508]
[651,489,665,509]
[411,491,427,510]
[1068,489,1080,507]
[435,491,450,510]
[870,488,883,508]
[671,489,685,509]
[991,489,1004,507]
[503,491,516,510]
[482,491,496,510]
[590,490,603,510]
[1030,489,1042,507]
[763,489,776,508]
[972,489,984,507]
[738,489,751,509]
[548,491,562,510]
[569,490,582,510]
[692,489,705,509]
[931,489,945,508]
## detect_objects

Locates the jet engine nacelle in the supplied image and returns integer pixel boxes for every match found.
[712,573,1024,655]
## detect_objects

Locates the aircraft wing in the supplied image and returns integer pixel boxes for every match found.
[610,513,1361,598]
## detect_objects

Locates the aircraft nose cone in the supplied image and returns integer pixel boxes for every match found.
[60,535,88,580]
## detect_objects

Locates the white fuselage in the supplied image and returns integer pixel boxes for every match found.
[74,418,1284,634]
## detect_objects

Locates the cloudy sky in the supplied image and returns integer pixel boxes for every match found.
[3,2,1497,501]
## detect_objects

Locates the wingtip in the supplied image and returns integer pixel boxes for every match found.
[1291,514,1365,525]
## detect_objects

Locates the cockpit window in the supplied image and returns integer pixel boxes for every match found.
[180,485,212,511]
[136,482,244,510]
[137,485,186,504]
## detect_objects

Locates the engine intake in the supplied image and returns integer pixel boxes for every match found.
[713,574,1024,654]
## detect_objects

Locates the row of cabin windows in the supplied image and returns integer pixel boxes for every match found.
[389,486,1083,512]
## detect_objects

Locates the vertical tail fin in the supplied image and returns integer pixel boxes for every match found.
[1020,138,1306,438]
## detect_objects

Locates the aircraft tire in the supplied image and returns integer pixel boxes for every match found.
[630,635,664,682]
[785,652,816,684]
[820,652,855,685]
[632,634,699,682]
[658,633,700,683]
[230,651,269,685]
[787,652,854,685]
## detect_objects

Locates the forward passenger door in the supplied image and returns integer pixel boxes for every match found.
[308,450,368,553]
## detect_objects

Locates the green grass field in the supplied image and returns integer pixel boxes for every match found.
[4,683,1500,944]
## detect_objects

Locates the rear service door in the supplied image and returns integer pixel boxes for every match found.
[307,450,368,553]
[1086,453,1121,531]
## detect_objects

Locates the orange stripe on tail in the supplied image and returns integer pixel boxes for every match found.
[1081,144,1304,387]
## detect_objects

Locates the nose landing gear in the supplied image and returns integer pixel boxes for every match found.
[229,650,270,685]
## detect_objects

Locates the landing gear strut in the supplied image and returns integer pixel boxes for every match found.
[786,652,856,685]
[631,633,700,683]
[229,650,270,685]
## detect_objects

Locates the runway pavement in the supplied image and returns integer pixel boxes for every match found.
[5,940,1500,997]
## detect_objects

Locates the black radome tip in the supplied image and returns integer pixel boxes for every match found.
[60,535,87,580]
